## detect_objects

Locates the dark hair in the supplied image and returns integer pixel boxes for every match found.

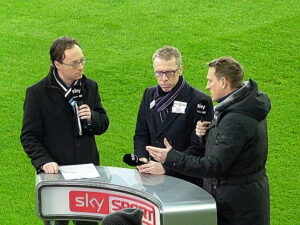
[49,36,80,71]
[208,57,244,88]
[152,46,182,66]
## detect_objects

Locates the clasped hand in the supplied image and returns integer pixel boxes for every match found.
[195,121,211,137]
[78,104,91,121]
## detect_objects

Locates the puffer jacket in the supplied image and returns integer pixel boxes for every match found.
[165,79,271,225]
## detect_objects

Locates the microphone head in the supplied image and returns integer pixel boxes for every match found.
[197,100,209,115]
[123,154,145,166]
[72,84,83,101]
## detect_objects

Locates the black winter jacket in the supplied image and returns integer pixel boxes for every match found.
[20,72,109,171]
[165,79,271,225]
[134,81,213,185]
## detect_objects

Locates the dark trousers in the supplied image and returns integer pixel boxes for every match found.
[44,221,98,225]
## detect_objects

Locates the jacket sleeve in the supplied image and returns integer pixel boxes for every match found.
[134,88,151,159]
[164,115,247,178]
[20,87,54,170]
[84,82,109,135]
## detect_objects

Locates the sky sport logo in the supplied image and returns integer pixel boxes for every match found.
[69,191,157,225]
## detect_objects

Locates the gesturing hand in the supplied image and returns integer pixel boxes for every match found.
[146,138,172,163]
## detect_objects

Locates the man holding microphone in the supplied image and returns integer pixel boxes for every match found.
[146,57,271,225]
[20,36,109,224]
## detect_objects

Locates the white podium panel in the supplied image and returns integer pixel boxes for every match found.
[36,166,217,225]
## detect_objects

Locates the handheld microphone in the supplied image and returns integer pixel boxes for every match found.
[123,154,146,166]
[197,100,209,121]
[72,84,89,129]
[197,100,209,144]
[72,84,83,105]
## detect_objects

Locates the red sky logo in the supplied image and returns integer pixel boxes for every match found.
[69,191,109,214]
[69,191,158,225]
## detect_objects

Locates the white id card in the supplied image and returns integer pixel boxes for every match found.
[172,101,187,114]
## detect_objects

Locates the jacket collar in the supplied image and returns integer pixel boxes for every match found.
[215,80,252,113]
[44,69,87,89]
[43,70,87,114]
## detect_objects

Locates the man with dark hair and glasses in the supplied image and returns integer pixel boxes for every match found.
[20,36,109,225]
[134,46,213,186]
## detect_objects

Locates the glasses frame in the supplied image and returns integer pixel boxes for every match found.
[61,57,88,69]
[153,66,180,79]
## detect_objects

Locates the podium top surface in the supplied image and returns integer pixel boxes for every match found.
[36,166,214,207]
[36,166,217,225]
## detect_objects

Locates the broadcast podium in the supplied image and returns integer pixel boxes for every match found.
[36,166,217,225]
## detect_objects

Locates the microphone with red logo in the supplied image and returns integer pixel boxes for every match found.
[197,100,209,144]
[72,84,89,129]
[123,154,146,166]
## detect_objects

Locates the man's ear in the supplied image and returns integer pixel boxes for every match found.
[179,65,184,75]
[221,77,229,89]
[54,61,60,69]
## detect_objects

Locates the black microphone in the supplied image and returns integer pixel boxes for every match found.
[123,154,146,166]
[197,100,209,121]
[72,84,89,129]
[197,100,209,144]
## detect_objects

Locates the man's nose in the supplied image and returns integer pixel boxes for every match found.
[162,74,169,80]
[206,83,209,90]
[77,63,84,70]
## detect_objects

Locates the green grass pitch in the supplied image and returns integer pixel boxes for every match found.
[0,0,299,224]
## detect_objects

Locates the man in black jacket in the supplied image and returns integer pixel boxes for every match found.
[20,36,109,225]
[134,46,213,186]
[146,57,271,225]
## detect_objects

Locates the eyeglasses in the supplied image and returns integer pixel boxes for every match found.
[153,66,180,78]
[61,57,88,69]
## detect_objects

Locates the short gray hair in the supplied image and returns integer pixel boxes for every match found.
[152,46,182,66]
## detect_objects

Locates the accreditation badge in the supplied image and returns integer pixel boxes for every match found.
[172,101,187,114]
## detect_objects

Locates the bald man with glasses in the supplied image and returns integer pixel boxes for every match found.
[134,46,213,187]
[21,36,109,225]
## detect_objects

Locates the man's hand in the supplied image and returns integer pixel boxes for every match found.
[146,138,172,163]
[137,161,166,174]
[42,162,59,174]
[196,121,211,137]
[139,157,149,164]
[78,104,91,121]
